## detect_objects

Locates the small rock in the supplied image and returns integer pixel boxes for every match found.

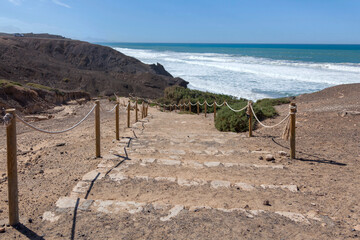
[39,170,44,174]
[311,203,316,206]
[265,154,275,161]
[263,200,271,206]
[56,143,66,147]
[28,218,33,223]
[258,156,264,160]
[354,225,360,231]
[278,151,288,157]
[0,227,5,233]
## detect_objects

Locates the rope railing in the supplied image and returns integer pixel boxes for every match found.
[100,103,118,113]
[16,105,96,134]
[225,102,248,113]
[249,104,290,129]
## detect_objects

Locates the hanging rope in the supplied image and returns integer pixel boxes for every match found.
[16,105,96,134]
[250,105,290,128]
[225,102,248,113]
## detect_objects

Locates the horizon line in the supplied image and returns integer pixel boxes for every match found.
[94,41,360,45]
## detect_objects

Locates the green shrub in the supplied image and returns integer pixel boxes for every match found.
[215,102,251,132]
[158,86,241,112]
[160,86,291,133]
[214,97,291,132]
[0,79,23,87]
[27,82,65,95]
[108,96,117,102]
[27,82,53,91]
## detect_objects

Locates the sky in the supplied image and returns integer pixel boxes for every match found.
[1,0,360,44]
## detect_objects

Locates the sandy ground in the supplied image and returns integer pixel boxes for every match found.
[0,84,359,239]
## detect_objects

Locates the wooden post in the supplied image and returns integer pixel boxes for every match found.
[204,102,207,118]
[248,101,253,137]
[189,101,191,113]
[290,103,297,159]
[115,102,119,140]
[214,101,216,121]
[127,100,130,128]
[135,98,138,122]
[197,102,199,115]
[95,100,101,158]
[6,109,19,226]
[141,102,144,119]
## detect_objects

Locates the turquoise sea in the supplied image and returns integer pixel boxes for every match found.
[101,43,360,100]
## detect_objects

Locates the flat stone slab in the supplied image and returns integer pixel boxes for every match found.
[93,200,145,214]
[108,172,128,181]
[190,150,204,154]
[210,180,231,189]
[55,197,93,210]
[135,148,157,154]
[140,158,156,165]
[72,181,90,193]
[275,211,310,224]
[42,211,60,222]
[159,149,186,155]
[204,148,219,155]
[182,160,204,169]
[157,159,181,166]
[260,184,298,192]
[82,170,106,181]
[97,160,115,168]
[177,178,207,187]
[154,176,177,182]
[102,154,119,160]
[234,182,256,191]
[160,205,184,221]
[204,162,222,167]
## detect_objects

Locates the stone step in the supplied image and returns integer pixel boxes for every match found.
[45,196,327,226]
[77,173,317,216]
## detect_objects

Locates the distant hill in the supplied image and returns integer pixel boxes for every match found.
[0,33,188,99]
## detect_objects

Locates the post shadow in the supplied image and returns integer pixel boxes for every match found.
[14,223,45,240]
[271,137,347,166]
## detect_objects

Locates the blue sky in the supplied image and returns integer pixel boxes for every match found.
[1,0,360,43]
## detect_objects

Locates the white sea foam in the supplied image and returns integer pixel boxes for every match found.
[114,47,360,100]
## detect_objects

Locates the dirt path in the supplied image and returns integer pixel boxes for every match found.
[0,85,359,239]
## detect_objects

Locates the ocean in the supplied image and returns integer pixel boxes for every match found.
[101,43,360,100]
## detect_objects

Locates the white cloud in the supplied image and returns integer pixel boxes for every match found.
[8,0,22,5]
[52,0,70,8]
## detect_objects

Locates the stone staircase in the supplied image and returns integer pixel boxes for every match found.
[40,108,341,239]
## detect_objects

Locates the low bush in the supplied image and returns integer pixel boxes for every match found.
[157,86,241,113]
[0,79,23,87]
[27,82,65,96]
[215,97,291,132]
[159,86,291,133]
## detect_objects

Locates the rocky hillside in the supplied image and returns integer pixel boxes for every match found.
[0,34,188,99]
[0,79,90,114]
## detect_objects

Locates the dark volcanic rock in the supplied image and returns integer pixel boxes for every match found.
[0,35,188,99]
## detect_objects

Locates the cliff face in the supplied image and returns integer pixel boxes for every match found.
[0,80,91,114]
[0,35,188,99]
